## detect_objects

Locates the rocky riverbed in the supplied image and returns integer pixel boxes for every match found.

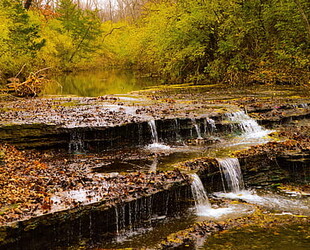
[0,83,309,249]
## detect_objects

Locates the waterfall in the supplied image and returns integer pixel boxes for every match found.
[191,118,203,139]
[114,204,127,243]
[292,103,308,109]
[207,118,216,131]
[191,174,245,218]
[69,130,85,153]
[217,158,244,193]
[115,206,119,234]
[190,174,211,213]
[148,120,159,143]
[225,110,265,135]
[204,118,217,135]
[174,118,182,142]
[299,103,309,108]
[147,120,170,150]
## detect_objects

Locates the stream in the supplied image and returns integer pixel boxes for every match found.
[1,70,309,250]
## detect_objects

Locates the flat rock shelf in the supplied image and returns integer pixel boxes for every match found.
[0,83,309,249]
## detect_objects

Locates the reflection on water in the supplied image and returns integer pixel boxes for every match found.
[202,223,310,250]
[101,214,196,249]
[44,70,160,97]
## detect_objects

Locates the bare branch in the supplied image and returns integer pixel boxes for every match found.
[102,26,125,42]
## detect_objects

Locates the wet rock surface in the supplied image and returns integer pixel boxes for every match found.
[158,209,310,249]
[0,143,190,226]
[0,83,309,249]
[1,84,309,128]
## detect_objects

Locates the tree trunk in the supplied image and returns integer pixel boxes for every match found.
[24,0,32,10]
[294,0,310,42]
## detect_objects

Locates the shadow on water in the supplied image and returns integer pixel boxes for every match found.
[89,213,197,249]
[44,69,160,97]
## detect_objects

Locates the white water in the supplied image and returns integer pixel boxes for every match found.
[174,118,183,142]
[205,118,216,134]
[148,120,159,143]
[191,174,211,211]
[293,103,309,109]
[69,130,85,153]
[215,190,310,215]
[217,158,244,193]
[225,110,271,138]
[191,118,203,139]
[190,174,248,218]
[300,103,309,108]
[214,157,309,216]
[147,120,171,150]
[146,143,171,150]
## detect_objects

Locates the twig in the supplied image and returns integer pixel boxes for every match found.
[32,67,52,76]
[68,26,92,63]
[15,64,27,78]
[102,26,124,42]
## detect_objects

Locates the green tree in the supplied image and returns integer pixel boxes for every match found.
[118,0,309,84]
[56,0,102,65]
[0,0,45,79]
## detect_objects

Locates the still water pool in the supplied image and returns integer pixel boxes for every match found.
[202,223,310,250]
[44,70,160,97]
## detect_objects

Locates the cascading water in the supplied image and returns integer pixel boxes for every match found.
[225,110,269,137]
[114,204,127,243]
[190,174,241,218]
[300,103,309,108]
[174,118,182,142]
[293,103,309,109]
[113,196,156,243]
[147,120,170,150]
[148,120,159,144]
[217,158,244,193]
[207,118,217,130]
[191,119,203,139]
[69,130,85,153]
[204,118,216,136]
[215,158,309,215]
[190,174,211,213]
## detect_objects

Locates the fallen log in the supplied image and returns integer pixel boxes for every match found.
[7,68,51,97]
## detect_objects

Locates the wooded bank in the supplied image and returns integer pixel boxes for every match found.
[0,0,309,86]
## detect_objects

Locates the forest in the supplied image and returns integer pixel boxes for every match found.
[0,0,309,86]
[1,1,310,249]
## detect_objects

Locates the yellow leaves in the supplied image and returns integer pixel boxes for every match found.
[0,144,54,223]
[167,236,183,244]
[230,200,242,204]
[292,215,308,218]
[7,72,51,97]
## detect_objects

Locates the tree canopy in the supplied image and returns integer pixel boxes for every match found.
[0,0,309,85]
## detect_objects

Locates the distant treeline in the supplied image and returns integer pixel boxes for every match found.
[0,0,309,85]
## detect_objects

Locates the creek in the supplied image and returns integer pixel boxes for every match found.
[0,71,309,250]
[51,106,308,249]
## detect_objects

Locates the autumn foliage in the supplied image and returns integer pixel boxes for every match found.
[0,0,309,86]
[0,144,50,224]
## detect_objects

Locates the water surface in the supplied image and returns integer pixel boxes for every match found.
[202,223,310,250]
[44,70,160,97]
